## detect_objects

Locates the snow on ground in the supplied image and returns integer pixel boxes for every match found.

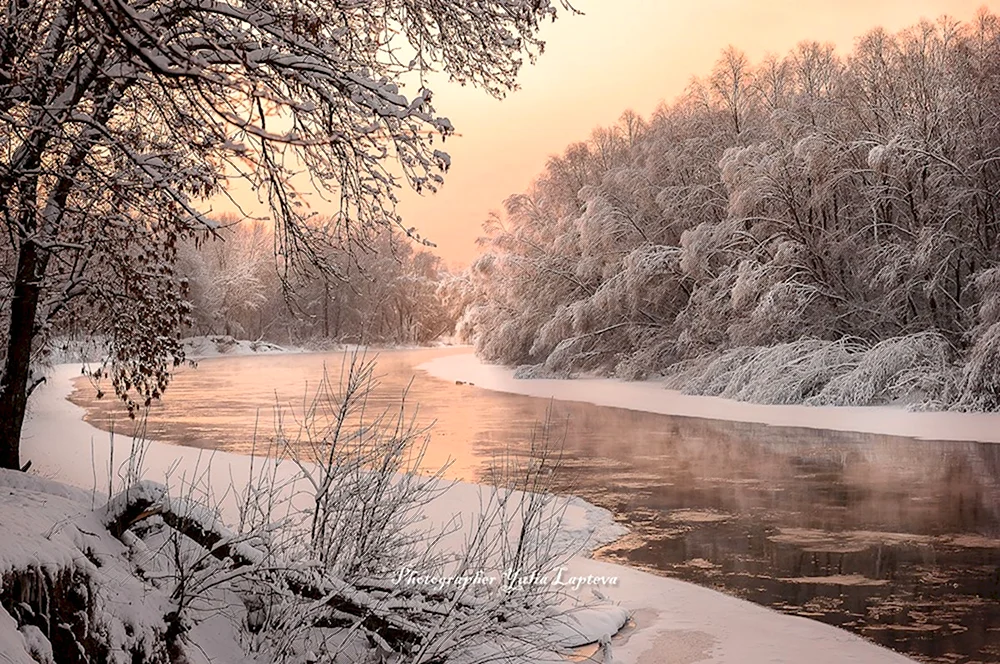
[0,606,36,664]
[182,335,298,358]
[181,336,467,359]
[0,469,174,662]
[563,554,916,664]
[18,362,918,663]
[419,352,1000,444]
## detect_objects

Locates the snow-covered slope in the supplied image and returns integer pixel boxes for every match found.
[0,470,172,663]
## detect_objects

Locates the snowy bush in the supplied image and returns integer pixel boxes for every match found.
[957,267,1000,411]
[664,345,760,396]
[613,332,681,380]
[667,334,957,408]
[807,333,957,408]
[720,339,858,403]
[958,322,1000,411]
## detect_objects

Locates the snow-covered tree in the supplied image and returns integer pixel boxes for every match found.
[178,217,274,338]
[465,10,1000,409]
[0,0,575,469]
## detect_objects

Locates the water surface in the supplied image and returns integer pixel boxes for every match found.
[70,348,1000,663]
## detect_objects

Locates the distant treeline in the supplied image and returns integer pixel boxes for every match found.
[175,218,461,347]
[0,218,462,363]
[459,11,1000,410]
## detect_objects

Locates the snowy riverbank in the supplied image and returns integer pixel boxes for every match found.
[418,352,1000,444]
[11,362,917,662]
[181,335,469,360]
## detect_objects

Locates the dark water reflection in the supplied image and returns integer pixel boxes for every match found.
[70,348,1000,663]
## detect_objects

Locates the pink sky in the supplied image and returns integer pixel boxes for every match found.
[217,1,1000,269]
[395,0,1000,269]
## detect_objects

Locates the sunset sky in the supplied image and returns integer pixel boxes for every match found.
[215,1,1000,269]
[388,0,1000,269]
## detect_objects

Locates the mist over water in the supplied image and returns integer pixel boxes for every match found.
[71,348,1000,663]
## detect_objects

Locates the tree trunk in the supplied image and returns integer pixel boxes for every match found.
[0,240,46,470]
[323,281,330,338]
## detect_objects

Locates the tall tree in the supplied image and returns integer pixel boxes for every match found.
[0,0,574,469]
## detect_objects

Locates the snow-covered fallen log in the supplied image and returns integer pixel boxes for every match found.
[101,480,431,652]
[98,478,634,660]
[284,572,428,651]
[103,480,263,566]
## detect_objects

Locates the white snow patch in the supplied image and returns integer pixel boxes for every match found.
[547,605,630,648]
[182,335,297,359]
[0,606,33,664]
[418,353,1000,444]
[18,624,54,664]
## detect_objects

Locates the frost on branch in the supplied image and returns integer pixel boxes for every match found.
[663,335,956,408]
[0,0,577,466]
[463,13,1000,409]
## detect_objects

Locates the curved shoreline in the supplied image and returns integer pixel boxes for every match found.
[22,361,917,663]
[417,352,1000,444]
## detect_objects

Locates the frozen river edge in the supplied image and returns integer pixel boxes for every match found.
[17,358,918,663]
[418,352,1000,445]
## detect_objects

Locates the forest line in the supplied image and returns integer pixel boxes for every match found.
[172,218,460,347]
[456,10,1000,410]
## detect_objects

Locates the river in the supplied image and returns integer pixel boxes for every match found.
[69,347,1000,663]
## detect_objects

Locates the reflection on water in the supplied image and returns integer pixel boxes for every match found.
[70,348,1000,663]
